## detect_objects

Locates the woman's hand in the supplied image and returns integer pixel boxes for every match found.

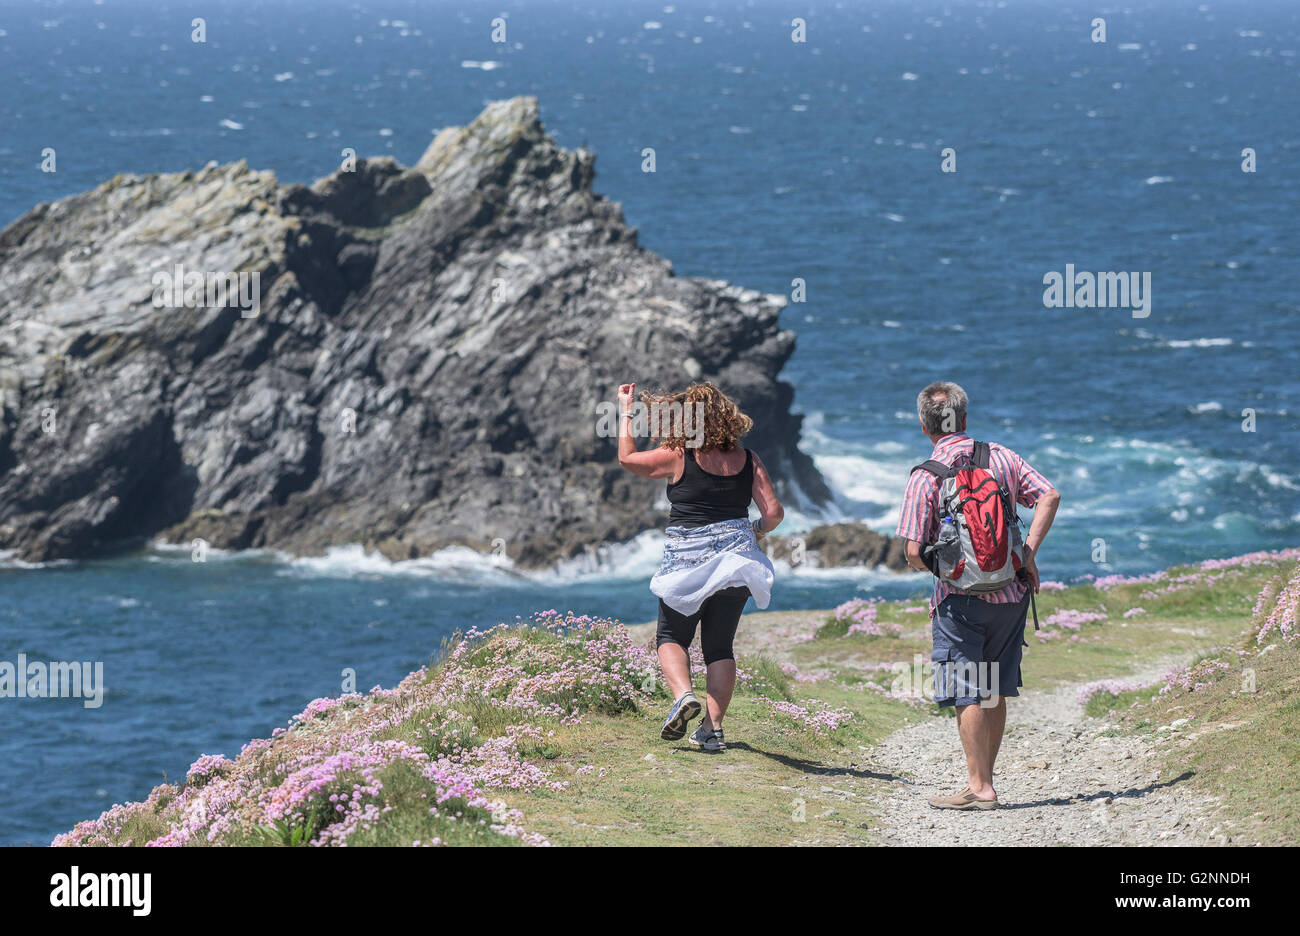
[616,380,681,479]
[617,382,636,413]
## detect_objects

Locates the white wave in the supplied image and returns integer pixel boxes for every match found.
[796,412,914,528]
[1264,471,1300,491]
[1163,337,1232,348]
[1190,401,1223,413]
[273,532,667,587]
[0,550,74,570]
[145,540,284,564]
[798,417,1300,546]
[219,119,244,130]
[777,472,846,529]
[531,530,665,584]
[813,453,908,513]
[281,543,522,584]
[1144,175,1174,185]
[461,60,503,70]
[772,557,928,587]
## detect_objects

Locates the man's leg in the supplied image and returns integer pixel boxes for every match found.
[980,594,1030,782]
[956,702,997,800]
[929,596,1002,808]
[987,695,1007,773]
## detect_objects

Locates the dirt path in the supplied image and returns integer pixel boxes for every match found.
[856,661,1221,846]
[626,612,1226,846]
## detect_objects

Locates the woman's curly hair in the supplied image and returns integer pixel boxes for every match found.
[640,381,753,452]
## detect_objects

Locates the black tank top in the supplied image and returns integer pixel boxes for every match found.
[666,448,754,528]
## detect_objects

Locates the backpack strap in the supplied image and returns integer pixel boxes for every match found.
[911,459,956,480]
[917,442,988,477]
[972,440,1020,519]
[914,443,992,512]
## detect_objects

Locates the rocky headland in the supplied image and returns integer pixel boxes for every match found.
[767,521,909,571]
[0,97,846,567]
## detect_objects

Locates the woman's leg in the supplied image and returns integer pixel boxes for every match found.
[655,600,698,699]
[656,644,694,699]
[702,661,736,731]
[698,587,749,730]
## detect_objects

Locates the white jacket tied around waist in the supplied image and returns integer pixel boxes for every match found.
[650,517,775,616]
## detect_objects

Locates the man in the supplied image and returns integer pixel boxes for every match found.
[896,381,1060,810]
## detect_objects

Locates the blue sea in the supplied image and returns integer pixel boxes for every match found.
[1,0,1297,844]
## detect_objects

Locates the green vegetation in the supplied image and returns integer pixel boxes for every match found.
[55,551,1299,847]
[1098,560,1300,846]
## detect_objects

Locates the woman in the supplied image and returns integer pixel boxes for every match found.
[616,380,784,752]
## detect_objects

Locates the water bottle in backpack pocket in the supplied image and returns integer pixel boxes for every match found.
[933,515,964,567]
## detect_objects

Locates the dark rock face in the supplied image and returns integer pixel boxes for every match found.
[0,97,831,566]
[767,522,910,572]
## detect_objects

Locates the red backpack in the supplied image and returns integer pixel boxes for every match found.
[912,441,1024,592]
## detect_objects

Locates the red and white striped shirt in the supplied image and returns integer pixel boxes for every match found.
[895,432,1055,616]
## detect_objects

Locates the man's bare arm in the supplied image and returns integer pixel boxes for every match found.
[1021,489,1061,591]
[905,539,928,573]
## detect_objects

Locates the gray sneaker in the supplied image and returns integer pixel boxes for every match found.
[689,724,726,752]
[660,692,702,740]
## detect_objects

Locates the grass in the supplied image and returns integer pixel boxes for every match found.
[512,681,919,846]
[464,552,1300,846]
[1088,561,1300,846]
[774,556,1290,694]
[54,550,1299,847]
[1082,684,1161,719]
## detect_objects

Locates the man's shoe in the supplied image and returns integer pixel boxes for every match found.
[928,787,998,810]
[660,692,702,740]
[689,724,726,752]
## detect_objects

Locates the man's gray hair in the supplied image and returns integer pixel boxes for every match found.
[917,381,968,435]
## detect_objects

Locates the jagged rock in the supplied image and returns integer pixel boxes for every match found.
[767,522,909,571]
[0,97,831,566]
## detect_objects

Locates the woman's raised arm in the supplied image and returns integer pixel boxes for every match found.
[616,382,682,479]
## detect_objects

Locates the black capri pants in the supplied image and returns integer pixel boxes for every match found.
[656,586,751,664]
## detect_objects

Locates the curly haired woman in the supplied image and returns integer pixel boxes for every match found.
[615,380,784,752]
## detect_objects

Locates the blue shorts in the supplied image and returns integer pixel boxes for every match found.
[931,593,1030,707]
